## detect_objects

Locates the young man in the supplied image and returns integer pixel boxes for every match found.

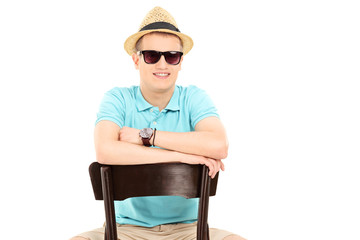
[71,7,245,240]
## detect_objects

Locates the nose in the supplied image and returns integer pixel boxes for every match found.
[155,55,168,69]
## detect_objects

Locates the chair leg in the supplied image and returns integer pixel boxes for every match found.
[101,166,118,240]
[197,165,211,240]
[104,226,108,240]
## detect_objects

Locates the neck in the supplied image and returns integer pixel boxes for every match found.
[140,85,175,111]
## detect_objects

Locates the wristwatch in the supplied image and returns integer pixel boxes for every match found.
[139,128,153,147]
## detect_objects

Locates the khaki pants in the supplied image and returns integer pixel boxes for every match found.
[77,221,235,240]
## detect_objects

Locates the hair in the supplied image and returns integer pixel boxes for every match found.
[135,32,183,52]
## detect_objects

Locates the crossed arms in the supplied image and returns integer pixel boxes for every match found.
[94,116,228,178]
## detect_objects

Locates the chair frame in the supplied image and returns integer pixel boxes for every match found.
[89,162,219,240]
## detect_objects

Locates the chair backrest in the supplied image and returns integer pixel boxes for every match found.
[89,162,219,240]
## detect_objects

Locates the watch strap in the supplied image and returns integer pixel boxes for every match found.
[142,137,151,147]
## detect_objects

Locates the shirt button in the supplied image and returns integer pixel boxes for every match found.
[150,109,153,112]
[153,121,157,125]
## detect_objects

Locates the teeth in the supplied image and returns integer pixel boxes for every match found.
[154,73,169,76]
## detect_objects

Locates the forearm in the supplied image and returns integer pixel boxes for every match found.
[96,140,224,178]
[96,140,181,165]
[118,117,229,159]
[154,130,228,160]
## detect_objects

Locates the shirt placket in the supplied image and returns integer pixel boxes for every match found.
[149,107,164,129]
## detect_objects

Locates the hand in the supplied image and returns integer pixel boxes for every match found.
[206,158,225,178]
[118,127,142,145]
[179,153,225,179]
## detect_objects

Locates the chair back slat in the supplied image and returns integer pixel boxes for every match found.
[89,162,219,201]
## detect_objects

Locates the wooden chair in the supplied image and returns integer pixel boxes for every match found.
[89,162,219,240]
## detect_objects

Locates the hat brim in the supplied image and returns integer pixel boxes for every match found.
[124,29,193,56]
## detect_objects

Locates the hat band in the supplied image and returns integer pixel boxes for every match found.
[140,22,180,32]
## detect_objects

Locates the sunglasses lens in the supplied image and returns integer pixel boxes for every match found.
[143,51,161,64]
[164,52,182,65]
[141,51,183,65]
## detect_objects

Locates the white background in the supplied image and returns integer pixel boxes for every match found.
[0,0,359,239]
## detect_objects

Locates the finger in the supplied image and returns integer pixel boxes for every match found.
[211,160,218,178]
[216,161,221,177]
[220,160,225,171]
[205,159,215,177]
[200,158,213,176]
[214,161,220,178]
[212,160,218,178]
[208,159,218,179]
[213,159,221,178]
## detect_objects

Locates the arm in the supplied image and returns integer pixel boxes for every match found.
[95,120,223,178]
[119,116,229,160]
[152,117,228,159]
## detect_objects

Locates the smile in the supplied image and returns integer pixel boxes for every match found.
[153,72,170,78]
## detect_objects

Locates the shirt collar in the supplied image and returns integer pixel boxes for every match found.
[136,87,152,111]
[136,86,180,112]
[164,86,180,111]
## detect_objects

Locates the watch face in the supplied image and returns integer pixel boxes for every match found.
[140,128,153,138]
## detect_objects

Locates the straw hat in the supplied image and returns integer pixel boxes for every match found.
[124,6,193,55]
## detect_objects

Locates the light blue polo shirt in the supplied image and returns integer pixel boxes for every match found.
[95,85,219,227]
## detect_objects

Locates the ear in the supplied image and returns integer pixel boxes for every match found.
[132,53,140,70]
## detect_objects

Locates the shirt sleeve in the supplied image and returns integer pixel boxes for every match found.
[188,86,219,129]
[95,88,125,128]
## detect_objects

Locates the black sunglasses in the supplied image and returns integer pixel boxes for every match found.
[138,50,183,65]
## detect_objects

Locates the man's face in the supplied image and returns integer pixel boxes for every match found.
[132,33,183,94]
